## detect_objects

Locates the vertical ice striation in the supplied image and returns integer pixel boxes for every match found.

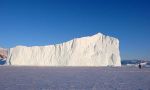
[7,33,121,66]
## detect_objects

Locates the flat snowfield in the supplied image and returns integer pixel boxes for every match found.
[0,66,149,90]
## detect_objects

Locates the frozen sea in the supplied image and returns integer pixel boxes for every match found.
[0,66,150,90]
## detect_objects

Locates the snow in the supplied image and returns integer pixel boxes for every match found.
[7,33,121,66]
[0,66,149,90]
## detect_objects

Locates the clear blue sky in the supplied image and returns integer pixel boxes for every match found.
[0,0,150,60]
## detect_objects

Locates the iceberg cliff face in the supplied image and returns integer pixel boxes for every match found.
[7,33,121,66]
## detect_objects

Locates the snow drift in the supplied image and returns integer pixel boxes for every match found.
[7,33,121,66]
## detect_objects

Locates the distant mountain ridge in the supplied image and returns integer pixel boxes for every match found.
[0,48,8,59]
[0,48,7,65]
[121,60,150,67]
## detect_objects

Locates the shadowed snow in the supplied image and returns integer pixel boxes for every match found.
[0,66,149,90]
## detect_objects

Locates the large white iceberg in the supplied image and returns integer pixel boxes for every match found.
[7,33,121,66]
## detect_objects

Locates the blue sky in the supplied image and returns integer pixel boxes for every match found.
[0,0,150,60]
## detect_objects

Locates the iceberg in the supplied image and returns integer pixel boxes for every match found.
[7,33,121,66]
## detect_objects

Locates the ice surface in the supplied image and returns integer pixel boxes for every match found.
[0,66,149,90]
[7,33,121,66]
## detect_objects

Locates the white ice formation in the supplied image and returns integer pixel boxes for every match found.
[7,33,121,66]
